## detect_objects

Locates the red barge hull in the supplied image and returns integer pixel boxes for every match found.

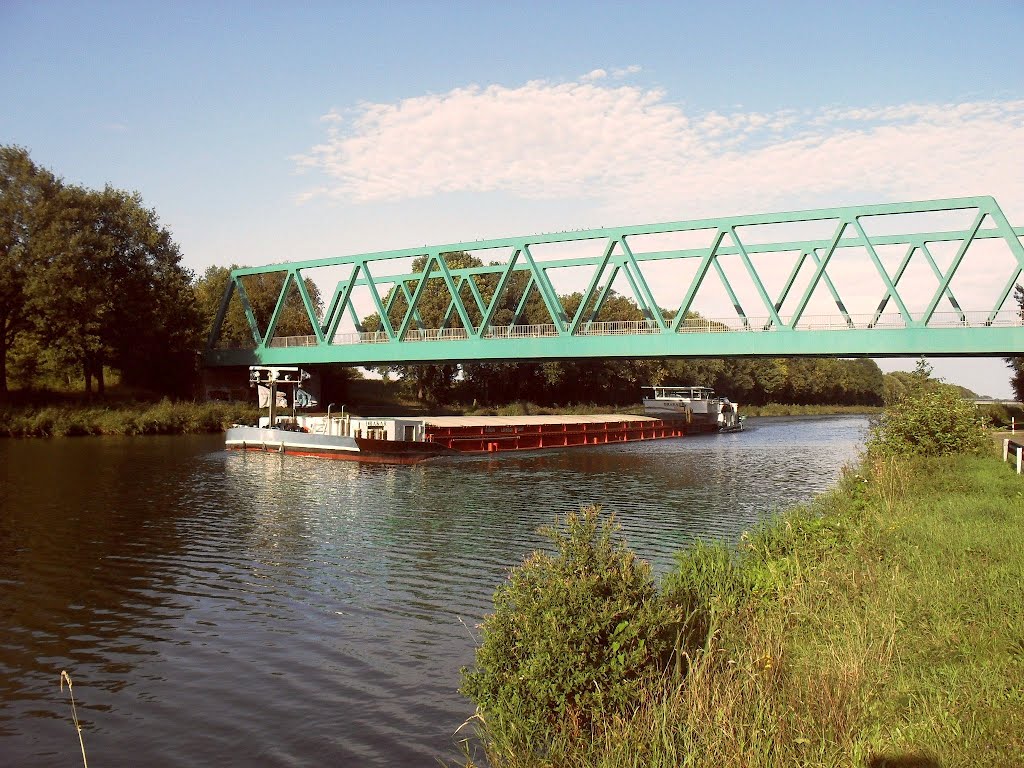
[424,417,709,454]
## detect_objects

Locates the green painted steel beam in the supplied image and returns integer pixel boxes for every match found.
[204,196,1024,367]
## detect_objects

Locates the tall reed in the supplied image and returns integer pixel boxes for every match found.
[60,670,88,768]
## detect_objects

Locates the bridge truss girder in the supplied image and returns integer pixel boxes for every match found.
[204,196,1024,367]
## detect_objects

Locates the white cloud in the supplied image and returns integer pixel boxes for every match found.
[611,65,642,79]
[294,77,1024,226]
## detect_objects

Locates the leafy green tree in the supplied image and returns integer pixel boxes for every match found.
[868,373,987,457]
[29,183,117,392]
[882,371,918,405]
[0,146,59,400]
[27,184,202,395]
[2,147,209,397]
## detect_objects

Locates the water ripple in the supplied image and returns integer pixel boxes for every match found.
[0,416,867,766]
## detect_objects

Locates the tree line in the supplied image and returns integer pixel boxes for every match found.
[0,146,322,401]
[1,146,200,398]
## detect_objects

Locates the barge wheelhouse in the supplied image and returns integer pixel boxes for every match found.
[640,386,742,431]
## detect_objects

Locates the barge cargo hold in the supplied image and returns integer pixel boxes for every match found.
[423,414,705,453]
[225,413,705,464]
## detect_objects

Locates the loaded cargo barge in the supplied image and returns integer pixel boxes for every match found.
[224,367,741,465]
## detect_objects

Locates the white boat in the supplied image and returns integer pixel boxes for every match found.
[225,366,455,464]
[225,415,453,464]
[640,385,743,431]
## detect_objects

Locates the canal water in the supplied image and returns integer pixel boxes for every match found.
[0,415,868,766]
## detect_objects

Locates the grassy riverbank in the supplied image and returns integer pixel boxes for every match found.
[0,399,258,437]
[461,446,1023,766]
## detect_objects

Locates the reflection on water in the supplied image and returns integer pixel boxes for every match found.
[0,416,867,766]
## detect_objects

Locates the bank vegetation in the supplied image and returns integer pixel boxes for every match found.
[458,372,1023,766]
[0,399,256,438]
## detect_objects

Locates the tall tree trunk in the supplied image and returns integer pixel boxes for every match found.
[0,333,8,403]
[84,361,93,395]
[96,363,105,395]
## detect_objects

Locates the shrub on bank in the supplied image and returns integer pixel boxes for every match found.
[460,508,687,751]
[868,383,987,457]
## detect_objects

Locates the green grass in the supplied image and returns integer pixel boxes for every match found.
[0,399,258,437]
[461,449,1024,767]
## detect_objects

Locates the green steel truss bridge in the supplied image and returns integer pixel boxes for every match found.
[204,196,1024,367]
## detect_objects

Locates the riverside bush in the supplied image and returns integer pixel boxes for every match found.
[868,382,987,457]
[461,507,684,749]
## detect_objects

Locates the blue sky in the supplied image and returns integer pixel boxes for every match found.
[2,1,1022,396]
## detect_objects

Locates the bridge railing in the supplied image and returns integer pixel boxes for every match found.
[249,308,1024,351]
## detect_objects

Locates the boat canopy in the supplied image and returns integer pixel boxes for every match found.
[641,386,716,400]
